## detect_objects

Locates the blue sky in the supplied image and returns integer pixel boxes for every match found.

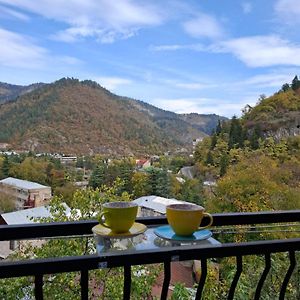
[0,0,300,117]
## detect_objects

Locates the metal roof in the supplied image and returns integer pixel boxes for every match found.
[133,195,189,214]
[1,204,71,225]
[0,177,50,190]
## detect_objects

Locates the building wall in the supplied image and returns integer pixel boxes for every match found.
[137,207,163,217]
[29,188,52,207]
[0,183,51,209]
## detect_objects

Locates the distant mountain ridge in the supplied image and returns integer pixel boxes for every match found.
[179,113,228,135]
[0,78,226,155]
[0,82,45,104]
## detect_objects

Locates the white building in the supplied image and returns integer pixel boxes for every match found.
[133,195,191,217]
[60,156,77,164]
[0,177,52,210]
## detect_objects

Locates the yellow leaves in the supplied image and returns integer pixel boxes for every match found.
[209,151,300,213]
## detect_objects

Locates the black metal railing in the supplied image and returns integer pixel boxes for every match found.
[0,210,299,300]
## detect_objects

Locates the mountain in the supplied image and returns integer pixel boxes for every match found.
[179,113,228,135]
[243,88,300,139]
[0,82,45,104]
[0,78,225,155]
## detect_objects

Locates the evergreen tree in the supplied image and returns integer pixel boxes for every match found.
[2,156,10,178]
[210,134,218,150]
[250,125,262,150]
[76,157,84,168]
[146,167,170,197]
[155,168,170,197]
[118,160,134,194]
[291,75,300,91]
[216,120,222,135]
[281,83,290,92]
[228,116,244,149]
[205,151,214,166]
[220,153,229,177]
[89,163,107,188]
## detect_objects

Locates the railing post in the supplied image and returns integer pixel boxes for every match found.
[123,264,131,300]
[161,259,171,300]
[228,255,243,300]
[279,251,296,300]
[255,253,271,300]
[80,269,89,300]
[195,258,207,300]
[34,274,43,300]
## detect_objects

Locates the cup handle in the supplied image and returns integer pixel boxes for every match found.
[199,213,213,230]
[98,211,110,228]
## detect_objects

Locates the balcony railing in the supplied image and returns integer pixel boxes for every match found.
[0,210,299,300]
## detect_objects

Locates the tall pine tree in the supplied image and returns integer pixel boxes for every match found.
[250,125,262,150]
[228,116,244,149]
[2,156,10,178]
[89,163,107,188]
[291,75,300,91]
[220,153,229,177]
[215,120,222,135]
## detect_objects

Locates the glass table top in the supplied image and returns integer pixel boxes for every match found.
[94,226,221,255]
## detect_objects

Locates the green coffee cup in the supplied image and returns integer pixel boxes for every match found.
[99,202,138,233]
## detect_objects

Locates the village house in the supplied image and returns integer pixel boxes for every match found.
[0,177,52,210]
[135,158,151,169]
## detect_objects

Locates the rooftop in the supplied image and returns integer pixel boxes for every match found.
[0,177,50,190]
[1,203,71,225]
[133,195,189,214]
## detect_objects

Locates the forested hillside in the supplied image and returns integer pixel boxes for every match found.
[0,78,224,155]
[0,82,44,104]
[194,76,300,214]
[243,75,300,135]
[179,113,228,134]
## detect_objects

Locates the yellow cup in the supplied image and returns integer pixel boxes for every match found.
[99,202,138,233]
[166,204,213,236]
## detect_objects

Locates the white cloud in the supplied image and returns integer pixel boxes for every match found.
[58,56,82,65]
[0,27,81,69]
[183,13,224,39]
[94,76,132,91]
[220,35,300,67]
[151,43,207,52]
[0,28,47,68]
[175,82,216,90]
[0,5,30,21]
[152,34,300,68]
[153,97,208,114]
[274,0,300,24]
[153,97,252,117]
[0,0,164,43]
[241,2,252,14]
[241,72,295,88]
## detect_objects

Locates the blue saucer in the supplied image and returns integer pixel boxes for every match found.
[154,225,212,242]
